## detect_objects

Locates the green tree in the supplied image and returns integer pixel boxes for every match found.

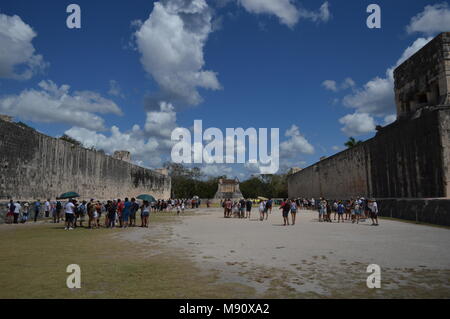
[344,137,362,148]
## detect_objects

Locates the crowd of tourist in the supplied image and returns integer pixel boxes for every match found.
[4,196,379,229]
[220,197,379,226]
[4,197,201,230]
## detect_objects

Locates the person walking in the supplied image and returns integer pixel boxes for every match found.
[259,200,265,221]
[290,199,297,225]
[280,199,291,226]
[266,198,273,214]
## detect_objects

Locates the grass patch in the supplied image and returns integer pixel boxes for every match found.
[0,213,254,299]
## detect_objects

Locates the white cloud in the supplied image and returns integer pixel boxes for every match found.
[406,3,450,36]
[0,80,122,130]
[65,125,162,167]
[0,13,47,80]
[339,112,376,137]
[342,76,393,116]
[238,0,300,27]
[331,145,341,151]
[339,36,433,135]
[108,80,124,98]
[134,0,221,106]
[341,77,355,89]
[64,100,181,168]
[237,0,330,27]
[383,114,396,125]
[298,1,331,23]
[322,80,337,92]
[322,77,354,92]
[280,125,314,157]
[144,101,178,151]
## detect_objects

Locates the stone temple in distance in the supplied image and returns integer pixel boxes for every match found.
[214,178,243,201]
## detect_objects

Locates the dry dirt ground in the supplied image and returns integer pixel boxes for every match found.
[165,207,450,298]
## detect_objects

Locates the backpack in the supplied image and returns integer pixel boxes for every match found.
[56,201,62,210]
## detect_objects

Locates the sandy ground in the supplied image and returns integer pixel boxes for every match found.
[167,208,450,297]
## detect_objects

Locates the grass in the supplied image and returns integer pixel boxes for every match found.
[0,212,254,299]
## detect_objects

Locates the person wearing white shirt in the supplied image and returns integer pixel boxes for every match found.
[64,200,75,230]
[13,201,21,224]
[44,199,51,218]
[368,199,379,226]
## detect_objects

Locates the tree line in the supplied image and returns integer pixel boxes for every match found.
[164,163,288,199]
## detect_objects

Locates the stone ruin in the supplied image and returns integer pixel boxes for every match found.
[214,178,243,200]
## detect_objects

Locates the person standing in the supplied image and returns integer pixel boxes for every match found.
[33,200,41,222]
[266,198,273,214]
[95,201,102,228]
[6,200,15,224]
[258,200,265,221]
[121,198,131,228]
[106,200,116,228]
[332,200,338,220]
[239,198,246,218]
[368,199,379,226]
[64,199,75,230]
[337,201,345,223]
[245,198,252,219]
[141,200,150,227]
[13,201,21,224]
[44,199,51,218]
[78,200,87,227]
[21,202,29,223]
[325,200,332,223]
[318,198,326,222]
[225,198,232,218]
[55,200,63,223]
[129,198,139,227]
[280,199,291,226]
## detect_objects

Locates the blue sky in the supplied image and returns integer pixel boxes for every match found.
[1,0,449,179]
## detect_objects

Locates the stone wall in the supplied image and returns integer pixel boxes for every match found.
[0,119,171,202]
[288,108,450,200]
[394,32,450,118]
[377,198,450,227]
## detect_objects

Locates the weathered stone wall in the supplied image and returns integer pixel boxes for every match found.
[377,199,450,227]
[394,32,450,117]
[288,108,450,199]
[439,110,450,197]
[0,119,171,202]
